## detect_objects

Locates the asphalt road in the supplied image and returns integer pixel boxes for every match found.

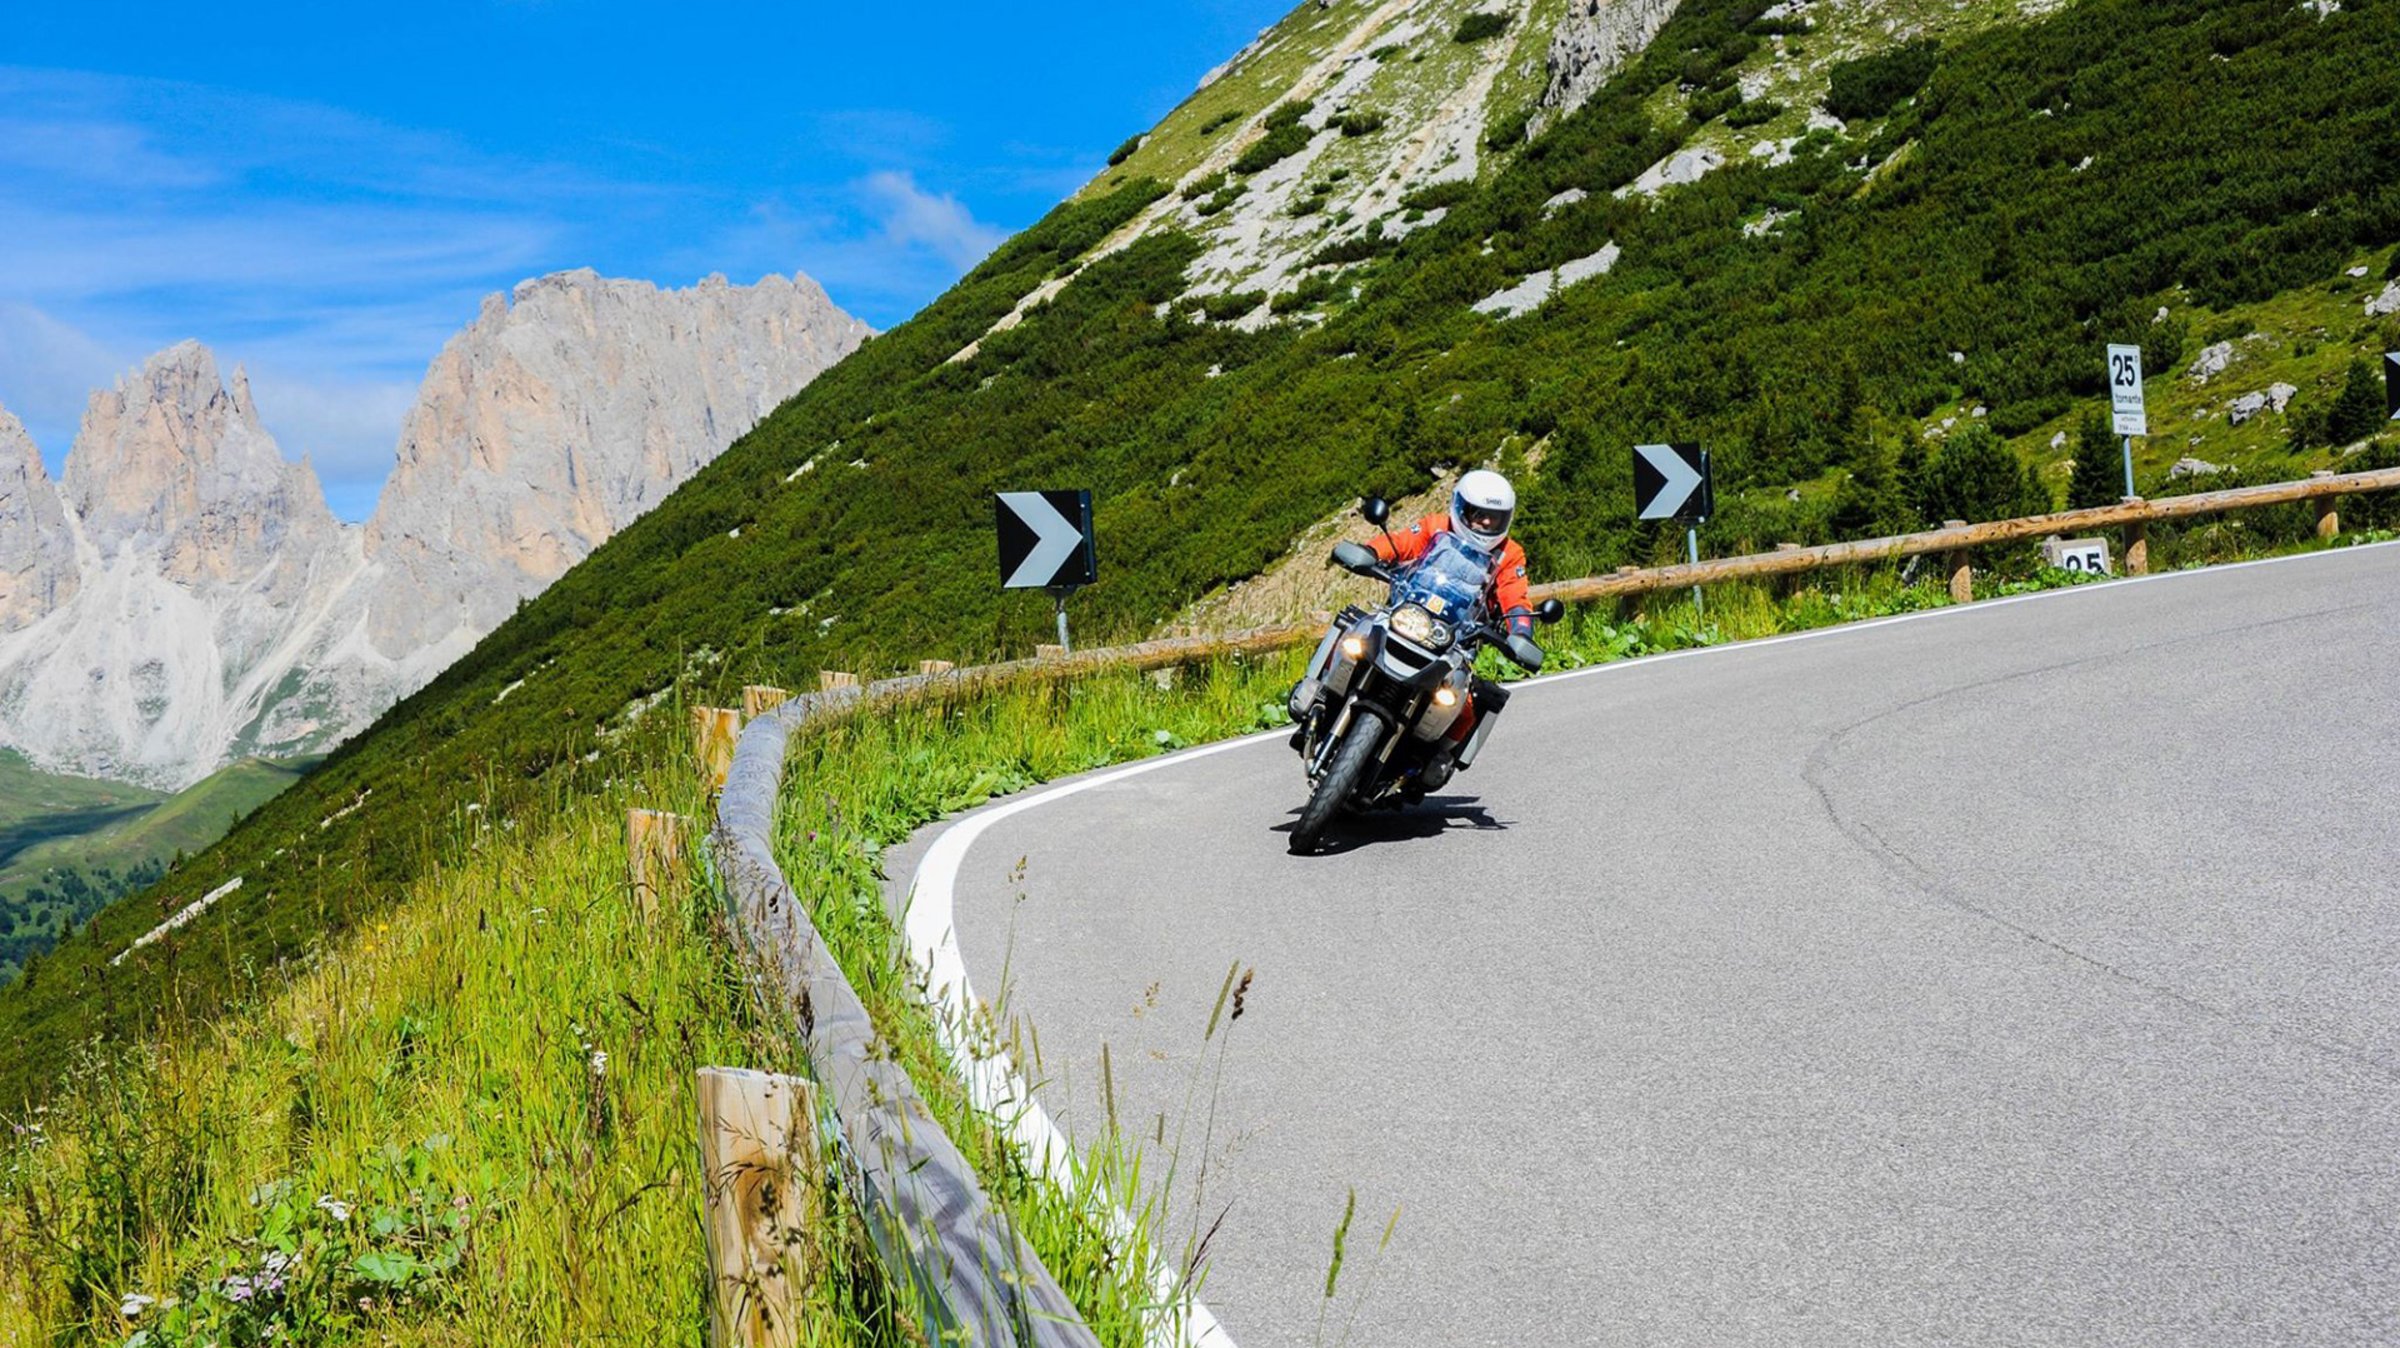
[888,544,2400,1347]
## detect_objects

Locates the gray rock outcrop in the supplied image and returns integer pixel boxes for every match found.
[0,270,869,788]
[1544,0,1682,117]
[64,343,347,602]
[0,406,79,632]
[0,344,367,785]
[360,270,870,660]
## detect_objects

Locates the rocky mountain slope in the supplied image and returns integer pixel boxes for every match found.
[7,0,2397,1106]
[0,270,868,788]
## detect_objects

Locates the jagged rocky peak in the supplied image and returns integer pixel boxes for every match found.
[60,340,343,587]
[360,267,873,659]
[1546,0,1683,117]
[0,404,79,632]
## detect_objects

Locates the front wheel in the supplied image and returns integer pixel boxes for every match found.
[1290,708,1385,854]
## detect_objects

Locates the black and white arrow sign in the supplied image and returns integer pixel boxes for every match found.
[995,490,1097,590]
[1633,443,1712,522]
[2385,352,2398,422]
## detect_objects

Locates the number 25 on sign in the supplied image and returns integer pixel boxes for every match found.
[2107,343,2148,437]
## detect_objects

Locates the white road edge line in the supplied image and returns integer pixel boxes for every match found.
[903,537,2395,1347]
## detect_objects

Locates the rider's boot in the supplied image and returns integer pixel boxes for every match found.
[1453,677,1510,771]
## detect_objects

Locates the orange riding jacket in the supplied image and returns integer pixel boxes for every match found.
[1369,513,1535,635]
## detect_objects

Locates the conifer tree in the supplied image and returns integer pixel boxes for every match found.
[2068,409,2124,508]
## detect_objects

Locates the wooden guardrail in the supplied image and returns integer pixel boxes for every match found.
[1532,465,2400,606]
[705,463,2399,1344]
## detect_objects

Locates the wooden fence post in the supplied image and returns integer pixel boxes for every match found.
[693,707,740,793]
[627,809,689,921]
[2313,471,2340,540]
[1942,520,1972,604]
[1035,644,1067,660]
[742,686,789,719]
[916,660,956,676]
[817,671,859,692]
[698,1068,821,1348]
[2123,507,2150,575]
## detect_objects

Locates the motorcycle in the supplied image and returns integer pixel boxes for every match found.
[1286,496,1563,854]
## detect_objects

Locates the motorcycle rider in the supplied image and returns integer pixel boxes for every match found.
[1288,469,1533,787]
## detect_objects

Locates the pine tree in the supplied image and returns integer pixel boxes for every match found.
[2327,358,2385,448]
[2068,409,2125,508]
[1915,424,2052,524]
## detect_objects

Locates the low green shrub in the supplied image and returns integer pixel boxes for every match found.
[1453,12,1511,43]
[1825,38,1940,121]
[1725,98,1785,129]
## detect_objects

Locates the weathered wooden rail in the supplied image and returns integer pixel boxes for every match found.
[1533,466,2400,606]
[701,463,2400,1345]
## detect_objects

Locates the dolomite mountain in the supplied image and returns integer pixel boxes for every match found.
[0,270,869,788]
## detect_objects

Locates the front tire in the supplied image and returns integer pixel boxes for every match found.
[1290,708,1385,854]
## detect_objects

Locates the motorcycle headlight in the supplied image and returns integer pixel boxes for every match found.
[1390,604,1451,649]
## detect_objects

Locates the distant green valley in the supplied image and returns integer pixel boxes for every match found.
[0,752,311,985]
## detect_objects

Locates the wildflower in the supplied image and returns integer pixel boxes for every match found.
[119,1292,156,1318]
[589,1048,609,1078]
[452,1193,472,1212]
[224,1275,254,1303]
[315,1194,353,1222]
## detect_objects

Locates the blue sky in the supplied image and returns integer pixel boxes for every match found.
[0,2,1291,517]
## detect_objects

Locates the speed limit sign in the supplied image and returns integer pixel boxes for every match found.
[2107,343,2148,437]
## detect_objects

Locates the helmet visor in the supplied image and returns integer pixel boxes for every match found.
[1458,501,1513,540]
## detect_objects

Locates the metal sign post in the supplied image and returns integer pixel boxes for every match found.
[1045,585,1076,653]
[1687,523,1704,621]
[995,490,1097,652]
[2108,343,2148,499]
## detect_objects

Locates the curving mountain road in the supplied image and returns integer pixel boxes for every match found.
[889,544,2400,1347]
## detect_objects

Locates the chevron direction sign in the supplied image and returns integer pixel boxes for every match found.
[995,490,1097,590]
[1634,443,1712,522]
[2385,352,2398,422]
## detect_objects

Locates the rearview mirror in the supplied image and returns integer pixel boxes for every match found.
[1330,540,1382,576]
[1535,598,1565,625]
[1504,633,1545,674]
[1360,496,1390,528]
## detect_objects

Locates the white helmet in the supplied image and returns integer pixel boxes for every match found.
[1450,469,1516,550]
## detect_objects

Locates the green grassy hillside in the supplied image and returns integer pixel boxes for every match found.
[6,0,2398,1108]
[0,757,314,984]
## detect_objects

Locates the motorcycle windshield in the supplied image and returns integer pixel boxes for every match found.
[1391,533,1494,625]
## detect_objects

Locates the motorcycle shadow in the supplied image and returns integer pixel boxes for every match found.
[1273,795,1509,856]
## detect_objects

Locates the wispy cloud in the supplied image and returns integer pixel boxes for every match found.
[674,172,1006,324]
[860,171,1007,270]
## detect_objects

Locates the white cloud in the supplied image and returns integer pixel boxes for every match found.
[681,172,1007,325]
[860,170,1007,271]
